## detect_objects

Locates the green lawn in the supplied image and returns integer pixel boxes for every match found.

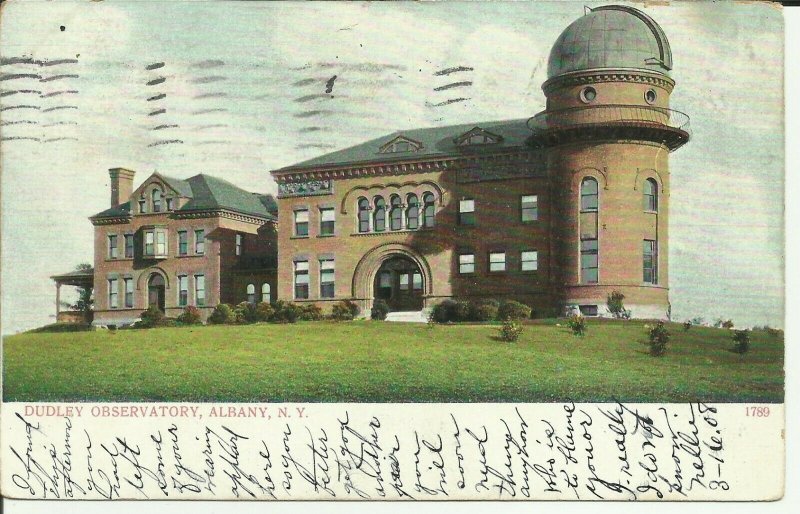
[2,320,784,403]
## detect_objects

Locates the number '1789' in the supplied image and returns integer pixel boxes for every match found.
[746,406,770,417]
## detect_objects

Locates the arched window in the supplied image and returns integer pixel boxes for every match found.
[406,193,419,229]
[374,197,386,232]
[580,177,598,212]
[643,178,658,212]
[389,195,403,230]
[422,192,435,228]
[261,283,271,303]
[357,197,370,233]
[246,283,256,304]
[152,188,162,213]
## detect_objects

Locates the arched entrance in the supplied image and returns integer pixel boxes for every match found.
[374,256,424,311]
[148,273,166,312]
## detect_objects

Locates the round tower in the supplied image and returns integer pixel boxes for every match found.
[529,5,690,319]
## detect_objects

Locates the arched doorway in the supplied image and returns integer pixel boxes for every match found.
[374,256,424,311]
[148,273,166,312]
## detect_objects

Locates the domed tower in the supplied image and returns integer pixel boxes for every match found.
[529,5,690,319]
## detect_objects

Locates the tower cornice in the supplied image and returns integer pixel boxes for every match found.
[542,68,675,95]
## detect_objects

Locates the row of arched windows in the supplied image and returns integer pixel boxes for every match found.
[357,192,435,233]
[578,177,659,213]
[246,283,271,304]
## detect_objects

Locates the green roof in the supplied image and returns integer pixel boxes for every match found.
[278,118,533,170]
[91,174,276,220]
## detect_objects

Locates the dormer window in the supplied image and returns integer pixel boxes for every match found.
[138,198,147,214]
[152,188,162,213]
[166,197,174,211]
[379,136,423,154]
[455,127,503,147]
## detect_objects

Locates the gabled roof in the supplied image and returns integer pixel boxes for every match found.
[91,173,276,221]
[276,118,532,171]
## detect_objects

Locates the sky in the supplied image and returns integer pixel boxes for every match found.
[0,0,785,333]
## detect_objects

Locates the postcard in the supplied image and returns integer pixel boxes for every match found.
[0,0,787,502]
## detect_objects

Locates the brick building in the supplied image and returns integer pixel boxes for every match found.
[89,168,278,326]
[269,4,690,319]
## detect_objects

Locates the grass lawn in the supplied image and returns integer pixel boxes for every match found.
[2,320,784,403]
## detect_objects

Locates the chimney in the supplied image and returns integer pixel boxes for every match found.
[109,168,136,208]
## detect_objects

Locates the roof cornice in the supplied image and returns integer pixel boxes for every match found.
[542,68,675,95]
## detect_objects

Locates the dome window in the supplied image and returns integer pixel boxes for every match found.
[645,89,657,105]
[579,86,597,104]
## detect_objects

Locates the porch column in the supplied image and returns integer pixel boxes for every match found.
[55,282,61,320]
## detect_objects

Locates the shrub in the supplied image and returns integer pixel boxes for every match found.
[567,314,586,336]
[234,302,260,324]
[176,306,202,325]
[766,327,782,338]
[272,301,302,323]
[300,304,323,321]
[136,306,176,328]
[499,319,524,342]
[451,300,471,322]
[647,321,670,357]
[683,320,692,331]
[208,304,237,325]
[31,323,94,333]
[255,302,274,322]
[470,299,499,322]
[331,300,359,321]
[722,319,734,329]
[690,317,705,326]
[371,299,390,321]
[498,300,532,321]
[732,330,750,354]
[606,290,630,319]
[431,300,457,323]
[426,311,436,329]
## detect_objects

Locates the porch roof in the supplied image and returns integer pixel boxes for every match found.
[51,268,94,287]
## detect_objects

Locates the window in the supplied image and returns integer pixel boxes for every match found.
[389,195,403,231]
[521,195,538,222]
[320,259,335,298]
[195,229,205,255]
[156,230,166,256]
[152,188,162,213]
[124,234,134,258]
[643,240,658,284]
[643,178,658,212]
[406,194,419,229]
[194,274,206,306]
[422,192,435,228]
[124,277,133,308]
[178,275,188,306]
[489,251,506,272]
[294,209,309,237]
[380,137,422,154]
[373,197,386,232]
[235,234,244,256]
[138,199,147,214]
[108,278,118,309]
[412,272,423,291]
[579,305,599,316]
[145,231,154,256]
[521,250,538,271]
[378,272,391,298]
[644,89,657,105]
[399,273,410,290]
[459,199,475,226]
[580,239,599,284]
[580,178,598,212]
[294,260,309,299]
[320,207,335,236]
[579,86,597,103]
[357,198,370,233]
[108,235,118,259]
[143,229,167,257]
[178,231,188,256]
[166,198,174,211]
[246,283,256,304]
[261,283,271,303]
[458,253,475,274]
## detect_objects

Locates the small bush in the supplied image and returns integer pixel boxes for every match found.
[606,290,630,319]
[176,306,202,325]
[31,323,93,333]
[300,304,323,321]
[498,300,532,321]
[766,327,782,338]
[470,300,499,322]
[426,311,436,329]
[371,299,390,321]
[690,317,705,326]
[647,321,670,357]
[451,300,471,322]
[567,314,587,336]
[431,300,457,323]
[499,319,524,342]
[732,330,750,354]
[136,306,175,328]
[208,304,237,325]
[722,319,734,329]
[255,302,274,322]
[272,301,302,323]
[331,300,359,321]
[683,320,692,332]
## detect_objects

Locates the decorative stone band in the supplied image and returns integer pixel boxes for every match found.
[272,150,543,185]
[542,68,676,95]
[277,179,333,198]
[90,215,132,226]
[90,209,271,226]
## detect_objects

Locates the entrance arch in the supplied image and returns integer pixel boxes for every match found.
[351,243,432,313]
[374,256,424,311]
[147,273,166,312]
